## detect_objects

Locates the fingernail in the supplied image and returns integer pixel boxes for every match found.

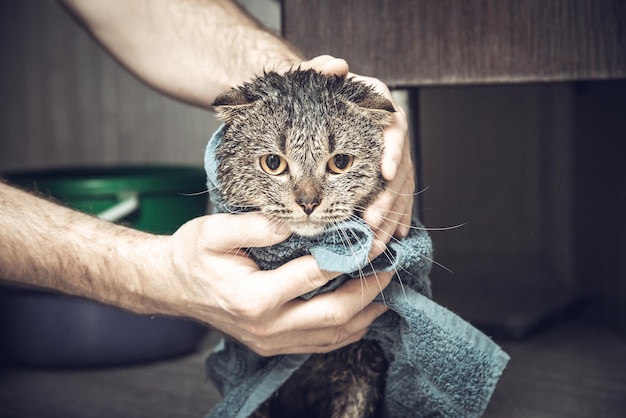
[382,159,397,181]
[368,238,387,260]
[397,223,410,238]
[365,207,384,230]
[374,303,389,316]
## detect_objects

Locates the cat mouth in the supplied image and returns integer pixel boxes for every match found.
[268,209,352,237]
[286,220,329,237]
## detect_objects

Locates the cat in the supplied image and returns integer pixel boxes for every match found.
[212,69,396,418]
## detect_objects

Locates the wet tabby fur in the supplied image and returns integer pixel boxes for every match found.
[213,69,395,418]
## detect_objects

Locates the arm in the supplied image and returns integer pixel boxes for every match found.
[0,181,390,355]
[0,182,167,312]
[59,0,302,108]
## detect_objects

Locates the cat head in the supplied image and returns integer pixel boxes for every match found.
[212,69,395,237]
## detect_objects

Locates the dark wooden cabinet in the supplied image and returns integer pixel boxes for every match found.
[283,0,626,86]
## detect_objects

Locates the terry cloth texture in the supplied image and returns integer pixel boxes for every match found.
[204,125,509,418]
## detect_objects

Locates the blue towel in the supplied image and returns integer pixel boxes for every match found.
[204,125,509,418]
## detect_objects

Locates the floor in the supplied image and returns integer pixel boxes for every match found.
[1,310,625,418]
[483,312,626,418]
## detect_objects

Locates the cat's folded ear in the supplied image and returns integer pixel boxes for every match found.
[352,94,395,126]
[212,89,255,123]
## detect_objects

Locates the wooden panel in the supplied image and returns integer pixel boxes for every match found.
[418,84,571,261]
[573,80,626,332]
[417,83,581,337]
[282,0,626,87]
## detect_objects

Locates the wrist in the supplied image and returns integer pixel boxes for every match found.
[0,182,179,318]
[105,230,182,317]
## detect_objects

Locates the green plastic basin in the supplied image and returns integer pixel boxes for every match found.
[5,165,208,234]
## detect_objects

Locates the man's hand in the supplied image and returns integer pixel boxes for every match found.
[164,212,391,356]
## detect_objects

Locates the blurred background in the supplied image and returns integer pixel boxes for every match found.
[1,1,625,417]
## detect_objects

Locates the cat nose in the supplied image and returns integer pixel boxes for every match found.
[297,197,320,215]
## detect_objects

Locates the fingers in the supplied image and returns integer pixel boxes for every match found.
[396,140,415,233]
[237,271,394,356]
[205,212,291,252]
[380,105,408,181]
[248,302,387,356]
[246,273,393,352]
[345,74,406,182]
[294,271,392,331]
[254,255,339,305]
[363,138,415,246]
[299,55,349,77]
[345,72,415,241]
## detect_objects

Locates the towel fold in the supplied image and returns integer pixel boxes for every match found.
[204,125,509,418]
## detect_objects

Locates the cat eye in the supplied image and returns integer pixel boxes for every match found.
[260,154,288,175]
[327,154,354,174]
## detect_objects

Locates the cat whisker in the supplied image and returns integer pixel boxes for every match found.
[219,202,263,216]
[226,216,291,263]
[367,238,406,301]
[411,223,468,232]
[346,214,395,306]
[331,217,390,310]
[200,205,270,259]
[178,189,210,197]
[333,220,370,310]
[354,204,468,232]
[190,181,224,196]
[372,222,454,274]
[182,212,287,266]
[383,185,430,198]
[404,242,453,274]
[497,388,527,418]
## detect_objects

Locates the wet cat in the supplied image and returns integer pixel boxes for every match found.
[212,69,395,418]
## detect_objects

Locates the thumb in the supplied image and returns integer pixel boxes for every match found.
[207,212,291,252]
[299,55,349,77]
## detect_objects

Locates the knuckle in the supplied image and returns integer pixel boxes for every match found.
[236,328,282,357]
[407,171,416,187]
[248,323,276,340]
[326,306,352,328]
[329,325,352,346]
[245,341,273,357]
[226,296,269,322]
[401,149,414,170]
[398,108,408,128]
[304,265,331,289]
[246,337,282,357]
[253,347,275,357]
[238,305,266,322]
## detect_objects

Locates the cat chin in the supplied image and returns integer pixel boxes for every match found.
[288,223,328,238]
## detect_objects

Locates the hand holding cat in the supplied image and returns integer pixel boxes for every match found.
[297,55,416,254]
[168,212,391,356]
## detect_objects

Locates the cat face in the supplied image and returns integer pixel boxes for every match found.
[213,70,394,237]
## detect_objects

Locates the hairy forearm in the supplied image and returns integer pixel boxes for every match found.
[0,182,173,315]
[59,0,302,108]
